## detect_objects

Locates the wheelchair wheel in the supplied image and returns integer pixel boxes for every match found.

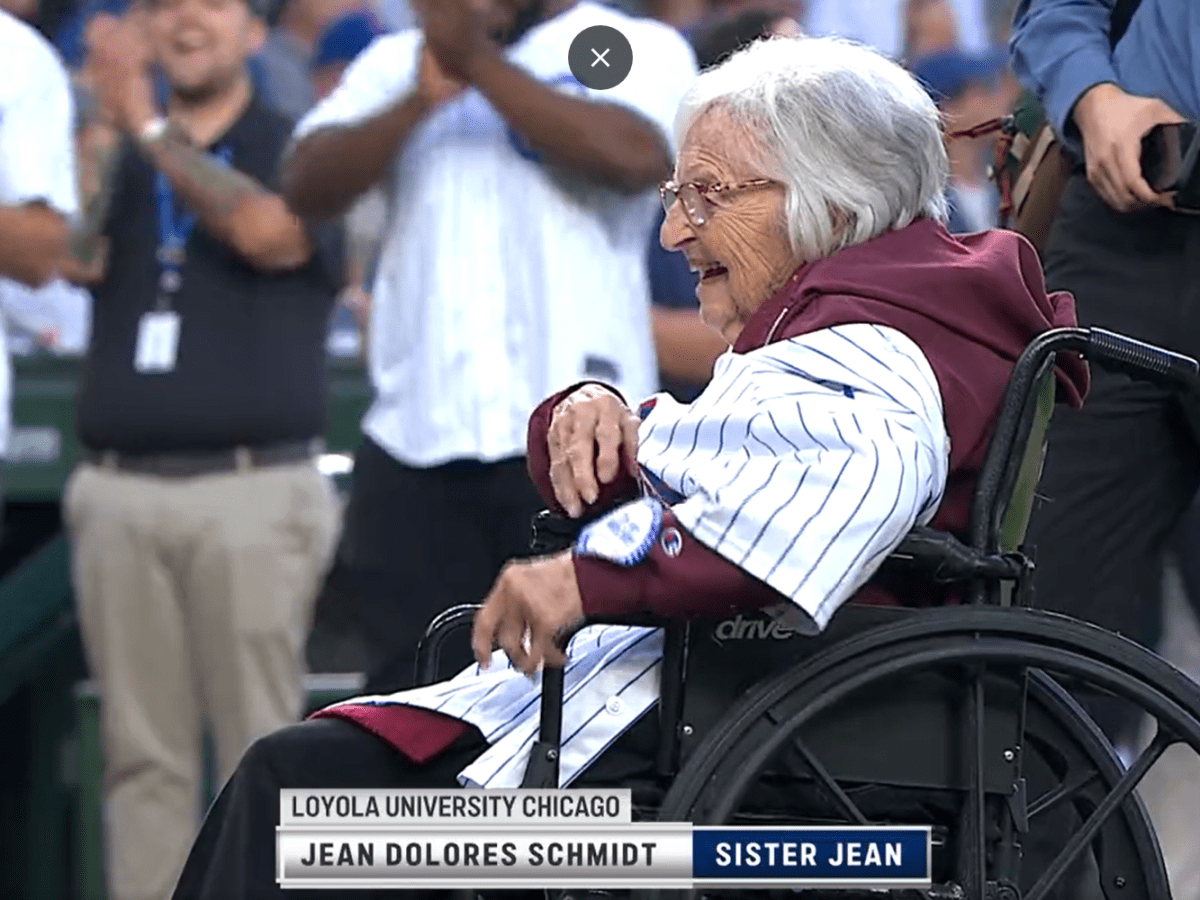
[645,607,1200,900]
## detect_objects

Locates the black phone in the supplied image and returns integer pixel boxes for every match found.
[1141,121,1200,196]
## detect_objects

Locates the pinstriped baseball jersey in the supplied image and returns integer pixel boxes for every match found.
[321,322,949,788]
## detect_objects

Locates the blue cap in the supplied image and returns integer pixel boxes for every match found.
[312,10,385,69]
[909,48,1009,103]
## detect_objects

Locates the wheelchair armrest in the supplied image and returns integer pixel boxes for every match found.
[885,526,1029,583]
[414,604,481,686]
[531,508,591,555]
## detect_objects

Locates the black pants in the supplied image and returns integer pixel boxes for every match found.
[1172,490,1200,600]
[339,437,546,694]
[1026,174,1200,745]
[170,714,661,900]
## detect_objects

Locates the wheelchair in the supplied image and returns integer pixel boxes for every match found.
[415,326,1200,900]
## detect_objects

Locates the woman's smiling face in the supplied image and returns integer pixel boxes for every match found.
[660,107,803,345]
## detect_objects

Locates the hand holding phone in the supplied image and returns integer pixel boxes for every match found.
[1141,121,1200,208]
[1073,83,1185,212]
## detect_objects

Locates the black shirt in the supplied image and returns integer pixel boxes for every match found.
[76,97,342,454]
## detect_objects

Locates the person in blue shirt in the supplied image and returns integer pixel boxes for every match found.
[1009,0,1199,754]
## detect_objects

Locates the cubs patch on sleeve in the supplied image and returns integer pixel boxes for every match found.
[575,497,664,566]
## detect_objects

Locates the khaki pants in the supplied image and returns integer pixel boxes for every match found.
[64,460,341,900]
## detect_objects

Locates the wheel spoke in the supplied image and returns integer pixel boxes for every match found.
[1024,727,1175,900]
[1026,767,1101,819]
[958,666,988,900]
[783,732,871,825]
[994,667,1031,883]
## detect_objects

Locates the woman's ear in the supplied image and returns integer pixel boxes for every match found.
[828,205,856,245]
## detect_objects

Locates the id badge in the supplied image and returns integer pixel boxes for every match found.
[134,311,181,373]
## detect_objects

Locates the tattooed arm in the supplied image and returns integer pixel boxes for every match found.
[60,108,122,285]
[137,121,313,271]
[84,12,311,271]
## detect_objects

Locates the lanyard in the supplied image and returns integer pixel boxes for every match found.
[154,144,232,307]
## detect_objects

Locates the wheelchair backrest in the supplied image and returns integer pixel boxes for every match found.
[995,363,1057,555]
[986,359,1057,607]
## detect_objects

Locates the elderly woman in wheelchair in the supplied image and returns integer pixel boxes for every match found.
[173,36,1200,900]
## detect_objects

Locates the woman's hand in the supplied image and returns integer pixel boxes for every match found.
[471,552,584,675]
[547,384,641,517]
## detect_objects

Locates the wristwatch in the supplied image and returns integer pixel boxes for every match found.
[137,116,170,148]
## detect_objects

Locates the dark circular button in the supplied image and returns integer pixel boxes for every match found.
[568,25,633,91]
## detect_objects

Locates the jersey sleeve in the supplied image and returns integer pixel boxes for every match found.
[0,38,78,217]
[292,30,421,141]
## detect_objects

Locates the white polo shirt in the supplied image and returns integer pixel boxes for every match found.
[293,2,698,467]
[0,10,79,454]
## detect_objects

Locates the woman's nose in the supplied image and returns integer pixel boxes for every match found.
[660,199,694,251]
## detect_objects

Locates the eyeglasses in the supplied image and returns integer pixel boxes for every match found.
[659,178,776,226]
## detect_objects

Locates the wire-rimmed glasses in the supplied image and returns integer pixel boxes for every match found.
[659,178,776,226]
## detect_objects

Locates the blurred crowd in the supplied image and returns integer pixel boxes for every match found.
[0,0,1021,367]
[7,0,1200,897]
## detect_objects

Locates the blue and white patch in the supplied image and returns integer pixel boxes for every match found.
[575,497,664,567]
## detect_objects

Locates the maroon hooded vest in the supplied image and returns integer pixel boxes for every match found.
[732,218,1090,601]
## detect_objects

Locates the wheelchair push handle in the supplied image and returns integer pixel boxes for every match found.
[1088,328,1200,389]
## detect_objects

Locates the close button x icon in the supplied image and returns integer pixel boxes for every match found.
[568,25,632,89]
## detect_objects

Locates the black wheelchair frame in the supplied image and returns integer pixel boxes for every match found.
[415,327,1200,900]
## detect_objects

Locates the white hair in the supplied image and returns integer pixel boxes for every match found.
[673,36,950,260]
